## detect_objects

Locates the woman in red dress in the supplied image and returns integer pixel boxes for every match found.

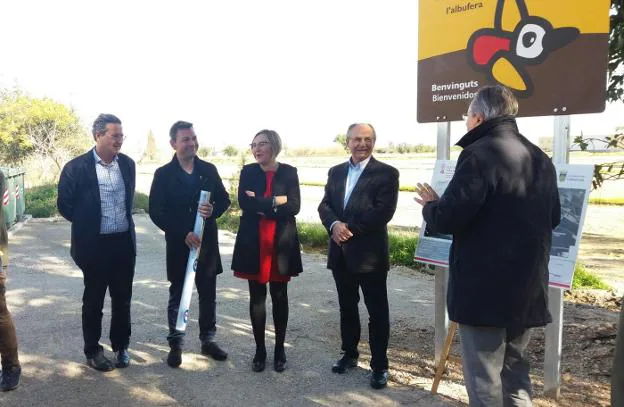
[232,130,303,373]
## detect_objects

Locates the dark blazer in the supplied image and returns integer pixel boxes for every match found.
[57,149,137,269]
[231,163,303,277]
[149,155,230,281]
[423,115,561,329]
[318,156,399,274]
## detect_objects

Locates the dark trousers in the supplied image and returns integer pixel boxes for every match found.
[0,269,19,370]
[332,265,390,372]
[167,268,217,349]
[459,325,532,407]
[80,232,135,358]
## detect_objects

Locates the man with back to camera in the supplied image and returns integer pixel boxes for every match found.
[58,113,137,371]
[318,123,399,389]
[415,85,561,406]
[149,121,230,368]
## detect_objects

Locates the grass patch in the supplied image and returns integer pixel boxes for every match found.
[297,222,329,251]
[26,184,150,217]
[572,263,611,290]
[25,184,58,218]
[389,231,419,268]
[216,212,419,268]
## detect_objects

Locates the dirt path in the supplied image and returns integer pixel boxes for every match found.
[3,212,622,406]
[2,216,463,406]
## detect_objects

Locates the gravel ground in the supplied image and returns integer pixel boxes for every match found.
[1,215,464,406]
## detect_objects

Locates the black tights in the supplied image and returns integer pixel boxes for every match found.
[248,280,288,361]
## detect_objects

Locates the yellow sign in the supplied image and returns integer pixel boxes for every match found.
[417,0,611,123]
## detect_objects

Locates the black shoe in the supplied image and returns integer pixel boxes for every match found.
[86,351,115,372]
[274,352,287,373]
[252,352,266,372]
[370,369,388,389]
[167,348,182,368]
[115,349,130,368]
[0,366,21,392]
[201,342,228,361]
[331,355,357,374]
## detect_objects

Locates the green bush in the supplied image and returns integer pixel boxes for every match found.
[25,184,58,218]
[223,145,239,157]
[389,232,418,268]
[197,146,213,158]
[216,211,239,232]
[133,191,149,212]
[572,263,611,290]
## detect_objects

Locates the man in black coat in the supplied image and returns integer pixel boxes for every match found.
[58,114,137,371]
[149,121,230,368]
[318,123,399,389]
[415,85,561,406]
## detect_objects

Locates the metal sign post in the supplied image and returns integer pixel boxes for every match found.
[434,121,451,364]
[544,114,570,398]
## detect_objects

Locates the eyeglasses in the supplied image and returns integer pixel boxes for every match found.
[110,134,126,141]
[250,141,270,149]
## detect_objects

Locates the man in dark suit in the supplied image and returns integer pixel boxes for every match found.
[58,114,137,372]
[318,123,399,389]
[415,85,560,406]
[149,121,230,368]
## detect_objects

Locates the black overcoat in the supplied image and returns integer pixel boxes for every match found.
[423,116,561,329]
[231,163,303,277]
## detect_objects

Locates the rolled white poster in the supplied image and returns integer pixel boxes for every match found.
[175,190,211,331]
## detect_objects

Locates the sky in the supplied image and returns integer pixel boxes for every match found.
[0,0,622,154]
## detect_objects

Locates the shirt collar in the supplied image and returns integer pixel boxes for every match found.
[349,155,372,170]
[93,148,118,165]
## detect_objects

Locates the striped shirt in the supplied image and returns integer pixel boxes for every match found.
[93,149,129,234]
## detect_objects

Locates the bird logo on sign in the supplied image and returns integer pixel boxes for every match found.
[467,0,580,96]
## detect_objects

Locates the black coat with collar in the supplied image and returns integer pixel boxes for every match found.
[318,156,399,273]
[57,149,136,269]
[231,163,303,277]
[423,115,561,329]
[149,155,230,280]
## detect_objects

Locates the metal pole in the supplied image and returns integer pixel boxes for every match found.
[544,114,570,399]
[434,121,451,364]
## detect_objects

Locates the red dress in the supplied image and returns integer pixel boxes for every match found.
[234,171,291,284]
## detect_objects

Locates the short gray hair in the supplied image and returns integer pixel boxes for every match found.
[92,113,121,140]
[468,85,518,121]
[346,123,376,141]
[254,129,282,158]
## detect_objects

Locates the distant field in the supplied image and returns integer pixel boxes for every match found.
[138,152,624,203]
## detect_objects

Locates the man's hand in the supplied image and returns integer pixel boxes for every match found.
[274,195,287,206]
[245,190,256,197]
[185,232,201,249]
[331,222,353,245]
[198,202,213,219]
[414,183,439,206]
